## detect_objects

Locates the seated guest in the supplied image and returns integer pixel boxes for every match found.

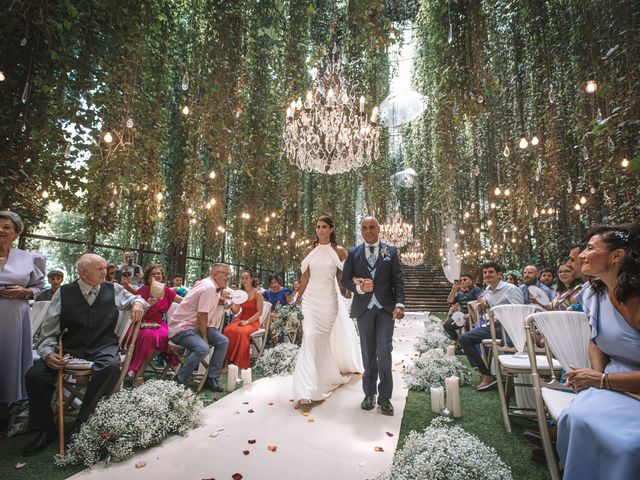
[458,261,525,391]
[263,274,292,310]
[505,272,520,286]
[35,269,64,301]
[253,276,266,294]
[549,264,582,311]
[558,223,640,478]
[538,268,557,296]
[126,264,182,386]
[443,274,483,342]
[106,263,117,283]
[23,253,146,456]
[171,274,189,297]
[290,279,301,303]
[168,263,231,392]
[520,265,554,304]
[224,270,264,370]
[116,251,141,282]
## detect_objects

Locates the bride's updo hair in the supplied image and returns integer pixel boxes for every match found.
[313,215,338,248]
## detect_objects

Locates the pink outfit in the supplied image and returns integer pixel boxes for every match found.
[168,276,221,338]
[127,285,176,374]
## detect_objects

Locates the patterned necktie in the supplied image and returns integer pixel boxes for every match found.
[368,245,377,267]
[87,287,98,304]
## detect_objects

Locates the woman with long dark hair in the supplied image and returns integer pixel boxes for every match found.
[558,223,640,478]
[224,270,264,370]
[292,215,363,411]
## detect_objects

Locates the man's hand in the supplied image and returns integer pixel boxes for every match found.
[392,307,405,321]
[361,279,374,293]
[478,296,488,309]
[131,302,144,322]
[45,352,68,370]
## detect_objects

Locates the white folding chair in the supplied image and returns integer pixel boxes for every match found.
[489,304,562,432]
[250,302,272,360]
[31,300,50,341]
[525,311,590,480]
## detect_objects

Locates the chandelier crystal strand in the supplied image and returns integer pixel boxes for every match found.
[401,242,424,266]
[283,51,380,174]
[379,204,413,248]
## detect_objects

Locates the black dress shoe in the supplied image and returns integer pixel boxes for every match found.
[22,425,56,457]
[204,379,223,392]
[377,398,394,416]
[361,395,376,411]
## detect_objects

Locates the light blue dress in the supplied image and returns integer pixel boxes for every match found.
[0,248,45,403]
[557,287,640,479]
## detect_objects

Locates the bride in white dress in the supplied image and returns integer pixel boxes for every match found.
[292,216,363,409]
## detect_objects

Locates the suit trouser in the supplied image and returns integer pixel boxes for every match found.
[357,307,394,400]
[26,344,121,428]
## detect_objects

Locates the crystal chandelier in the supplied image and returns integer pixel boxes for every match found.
[283,49,381,174]
[401,242,424,266]
[379,204,413,248]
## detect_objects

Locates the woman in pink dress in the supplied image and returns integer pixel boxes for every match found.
[127,264,182,385]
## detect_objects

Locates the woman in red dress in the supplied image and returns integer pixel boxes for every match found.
[224,270,264,369]
[127,264,182,385]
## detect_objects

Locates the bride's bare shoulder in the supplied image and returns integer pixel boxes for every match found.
[334,245,348,261]
[303,245,315,258]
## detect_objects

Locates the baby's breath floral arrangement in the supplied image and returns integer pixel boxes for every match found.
[56,380,202,467]
[404,349,472,391]
[255,343,300,376]
[414,321,451,353]
[270,303,304,338]
[378,417,513,480]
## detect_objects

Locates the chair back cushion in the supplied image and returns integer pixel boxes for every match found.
[492,304,541,353]
[529,311,590,370]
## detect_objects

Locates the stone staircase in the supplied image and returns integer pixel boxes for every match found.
[401,263,451,312]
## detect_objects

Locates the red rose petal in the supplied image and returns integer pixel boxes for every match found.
[267,445,278,452]
[248,439,256,444]
[248,409,254,413]
[242,402,249,405]
[385,432,394,437]
[232,474,243,480]
[268,402,274,406]
[374,447,384,452]
[242,450,250,455]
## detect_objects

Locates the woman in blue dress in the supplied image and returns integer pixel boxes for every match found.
[559,223,640,479]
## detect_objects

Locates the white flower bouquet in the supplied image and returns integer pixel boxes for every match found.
[378,417,513,480]
[255,343,300,376]
[404,349,472,391]
[56,379,202,467]
[414,322,451,353]
[270,303,304,338]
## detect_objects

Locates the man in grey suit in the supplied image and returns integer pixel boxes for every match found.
[342,217,405,415]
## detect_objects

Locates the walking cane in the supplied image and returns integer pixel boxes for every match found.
[57,328,69,456]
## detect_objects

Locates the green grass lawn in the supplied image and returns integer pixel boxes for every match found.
[1,318,550,480]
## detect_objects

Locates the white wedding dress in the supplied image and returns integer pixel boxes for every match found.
[292,243,364,402]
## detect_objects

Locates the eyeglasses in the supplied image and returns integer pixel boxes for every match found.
[213,270,231,276]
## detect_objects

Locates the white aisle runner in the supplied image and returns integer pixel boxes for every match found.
[69,313,426,480]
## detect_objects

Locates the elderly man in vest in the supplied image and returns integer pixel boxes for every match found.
[22,253,147,457]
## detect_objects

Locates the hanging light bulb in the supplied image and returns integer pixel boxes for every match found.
[487,219,493,226]
[113,187,118,195]
[187,207,193,215]
[490,202,496,209]
[574,203,581,211]
[290,231,296,239]
[126,118,134,128]
[547,208,554,214]
[41,190,49,199]
[181,105,190,115]
[459,229,465,235]
[208,170,216,179]
[271,212,276,218]
[0,71,5,81]
[181,70,189,91]
[621,158,629,168]
[448,23,453,44]
[464,211,470,219]
[190,218,196,225]
[519,136,529,149]
[585,80,598,94]
[205,202,212,209]
[156,192,164,201]
[579,196,587,205]
[475,227,480,233]
[210,198,216,205]
[503,145,511,157]
[541,208,547,215]
[103,131,113,143]
[504,188,511,196]
[494,187,501,196]
[531,135,539,146]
